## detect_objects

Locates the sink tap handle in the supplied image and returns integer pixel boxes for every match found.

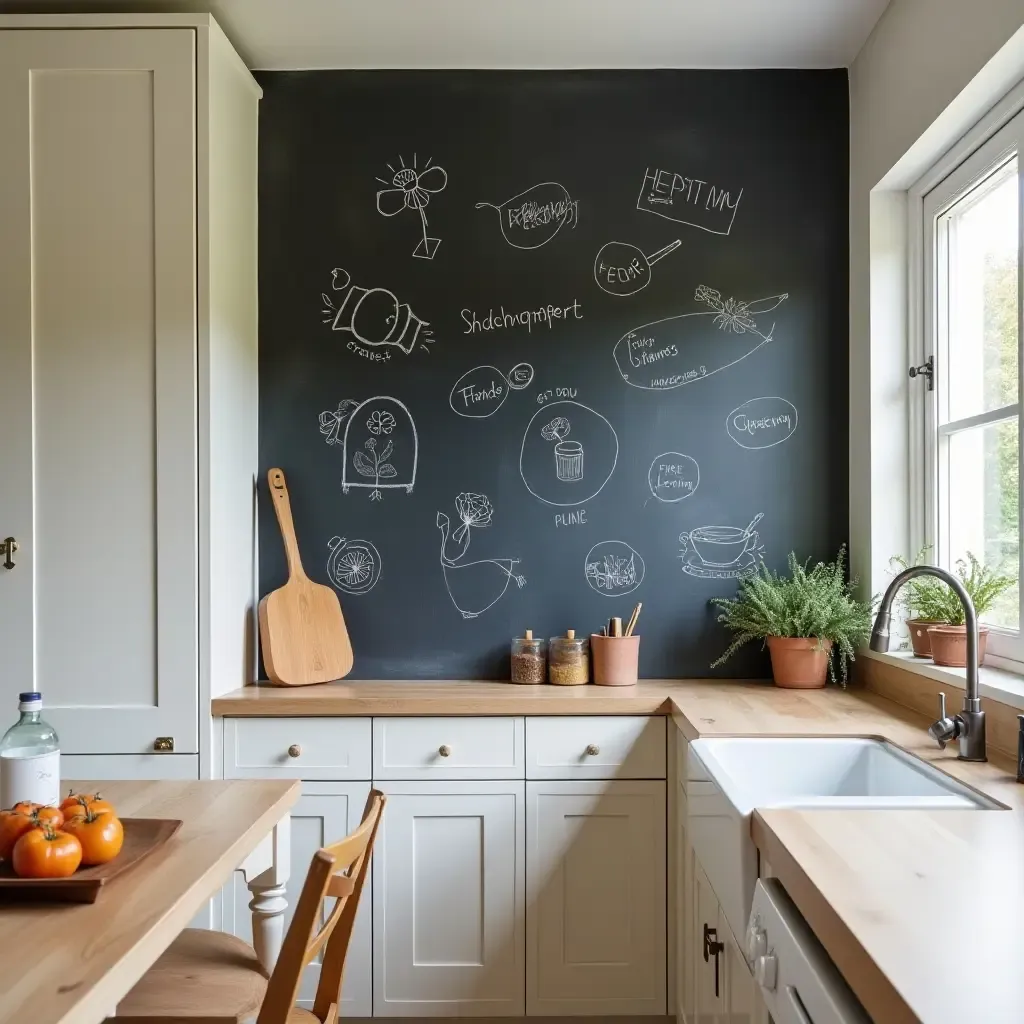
[938,691,946,722]
[928,691,961,750]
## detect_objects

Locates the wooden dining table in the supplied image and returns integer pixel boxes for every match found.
[0,778,299,1024]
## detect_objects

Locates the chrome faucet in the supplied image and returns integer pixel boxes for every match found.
[869,565,986,763]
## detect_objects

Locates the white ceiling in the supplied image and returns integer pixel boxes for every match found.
[0,0,892,69]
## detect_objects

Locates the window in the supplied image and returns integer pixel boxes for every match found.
[920,107,1023,664]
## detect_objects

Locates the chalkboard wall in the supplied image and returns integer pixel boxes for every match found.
[257,70,849,680]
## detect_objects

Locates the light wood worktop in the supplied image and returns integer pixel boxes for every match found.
[0,779,299,1024]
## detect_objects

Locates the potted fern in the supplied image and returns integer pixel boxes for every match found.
[711,546,873,688]
[888,549,945,657]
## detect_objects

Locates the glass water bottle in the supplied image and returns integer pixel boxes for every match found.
[0,692,60,808]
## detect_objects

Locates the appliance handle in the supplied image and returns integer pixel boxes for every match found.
[786,984,815,1024]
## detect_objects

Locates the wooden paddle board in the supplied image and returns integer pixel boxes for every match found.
[258,468,354,685]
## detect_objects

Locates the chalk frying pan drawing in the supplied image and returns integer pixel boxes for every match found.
[594,239,681,297]
[326,535,382,595]
[476,181,579,249]
[376,154,447,259]
[449,362,535,418]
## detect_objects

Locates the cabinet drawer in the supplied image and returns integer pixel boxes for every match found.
[223,717,372,780]
[526,716,666,779]
[372,717,524,780]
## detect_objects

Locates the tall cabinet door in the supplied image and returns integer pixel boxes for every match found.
[0,29,198,753]
[527,780,666,1016]
[373,781,525,1016]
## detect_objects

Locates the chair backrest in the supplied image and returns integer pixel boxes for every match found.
[257,788,385,1024]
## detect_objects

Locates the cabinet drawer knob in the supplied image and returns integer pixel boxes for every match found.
[438,744,452,758]
[287,744,302,758]
[585,743,600,756]
[153,736,174,753]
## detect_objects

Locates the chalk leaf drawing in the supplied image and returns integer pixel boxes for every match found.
[326,535,382,595]
[376,154,447,259]
[436,493,525,619]
[613,285,789,391]
[636,166,743,236]
[679,513,765,580]
[319,396,418,500]
[449,362,535,419]
[585,540,646,598]
[476,181,579,249]
[648,453,699,503]
[594,239,681,297]
[520,400,618,507]
[726,397,799,450]
[322,267,434,359]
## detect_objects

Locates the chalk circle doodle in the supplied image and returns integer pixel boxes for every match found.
[594,239,681,297]
[376,154,447,259]
[613,285,789,391]
[520,400,618,507]
[585,541,645,598]
[679,513,765,580]
[648,453,699,503]
[726,397,799,450]
[449,362,535,419]
[436,492,525,619]
[476,181,579,249]
[326,535,381,595]
[321,268,434,359]
[319,396,418,501]
[636,166,743,236]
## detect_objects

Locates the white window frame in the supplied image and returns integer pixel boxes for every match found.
[910,84,1024,671]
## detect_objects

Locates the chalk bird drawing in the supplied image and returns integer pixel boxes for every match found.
[436,493,525,619]
[376,155,448,259]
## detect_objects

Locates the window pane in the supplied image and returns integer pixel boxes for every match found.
[946,418,1019,630]
[944,159,1018,422]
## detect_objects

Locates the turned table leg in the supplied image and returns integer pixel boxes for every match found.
[240,813,292,973]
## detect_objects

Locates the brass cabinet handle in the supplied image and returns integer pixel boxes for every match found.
[438,744,451,758]
[585,744,600,756]
[287,744,302,758]
[153,736,174,752]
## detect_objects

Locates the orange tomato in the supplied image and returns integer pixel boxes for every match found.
[11,801,41,816]
[0,811,36,860]
[12,825,82,878]
[63,808,123,866]
[59,791,114,817]
[32,806,64,829]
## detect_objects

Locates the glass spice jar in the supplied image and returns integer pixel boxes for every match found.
[511,630,547,684]
[548,629,589,685]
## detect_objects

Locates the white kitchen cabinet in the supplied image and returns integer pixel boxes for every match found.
[373,781,525,1017]
[526,780,666,1016]
[677,778,691,1023]
[0,16,259,759]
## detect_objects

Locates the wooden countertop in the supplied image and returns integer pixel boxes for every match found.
[0,779,299,1024]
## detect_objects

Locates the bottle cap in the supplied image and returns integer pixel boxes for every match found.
[18,692,42,710]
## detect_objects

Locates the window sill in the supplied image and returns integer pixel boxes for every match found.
[861,648,1024,712]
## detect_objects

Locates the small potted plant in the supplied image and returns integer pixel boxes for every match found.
[711,546,873,688]
[888,549,947,658]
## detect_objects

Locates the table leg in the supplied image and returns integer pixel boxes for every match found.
[240,813,292,973]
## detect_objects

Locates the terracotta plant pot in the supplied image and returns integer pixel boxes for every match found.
[907,618,942,658]
[926,624,989,668]
[766,636,832,689]
[590,634,640,686]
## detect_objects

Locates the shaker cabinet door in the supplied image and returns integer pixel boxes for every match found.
[0,28,198,753]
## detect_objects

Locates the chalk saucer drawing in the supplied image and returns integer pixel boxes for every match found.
[648,453,699,503]
[449,362,535,419]
[436,493,525,619]
[321,267,434,357]
[679,513,765,580]
[585,541,645,598]
[319,396,418,501]
[376,154,447,259]
[726,397,799,449]
[326,535,381,595]
[613,284,789,391]
[476,181,579,249]
[520,400,618,507]
[593,239,681,297]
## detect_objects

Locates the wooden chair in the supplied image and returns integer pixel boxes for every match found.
[112,789,385,1024]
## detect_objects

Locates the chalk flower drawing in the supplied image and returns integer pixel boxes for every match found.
[436,493,525,619]
[326,535,382,595]
[353,438,396,501]
[585,540,646,597]
[376,155,448,259]
[696,285,759,333]
[367,410,396,435]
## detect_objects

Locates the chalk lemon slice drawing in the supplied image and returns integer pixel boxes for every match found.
[326,536,382,595]
[476,181,578,249]
[613,285,789,390]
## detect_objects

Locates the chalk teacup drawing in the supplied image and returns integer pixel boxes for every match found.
[376,155,447,259]
[476,181,579,249]
[540,416,583,482]
[326,535,381,595]
[593,239,681,297]
[679,514,765,580]
[585,540,645,597]
[436,492,525,619]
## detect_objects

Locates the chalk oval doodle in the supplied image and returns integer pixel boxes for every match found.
[449,365,511,419]
[585,540,645,598]
[507,362,535,390]
[726,397,798,450]
[476,181,578,249]
[648,453,699,502]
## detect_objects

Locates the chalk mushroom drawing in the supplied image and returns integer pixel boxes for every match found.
[648,453,699,503]
[376,155,447,259]
[326,535,382,595]
[476,181,579,249]
[636,166,743,235]
[593,239,681,297]
[585,541,645,598]
[319,396,418,501]
[726,397,799,449]
[540,416,584,482]
[322,268,434,358]
[679,513,765,580]
[613,285,789,391]
[449,362,535,418]
[436,493,525,619]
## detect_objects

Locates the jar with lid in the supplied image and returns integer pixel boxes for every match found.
[511,630,547,684]
[548,629,589,685]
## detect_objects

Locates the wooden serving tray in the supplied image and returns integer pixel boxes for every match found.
[0,817,182,904]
